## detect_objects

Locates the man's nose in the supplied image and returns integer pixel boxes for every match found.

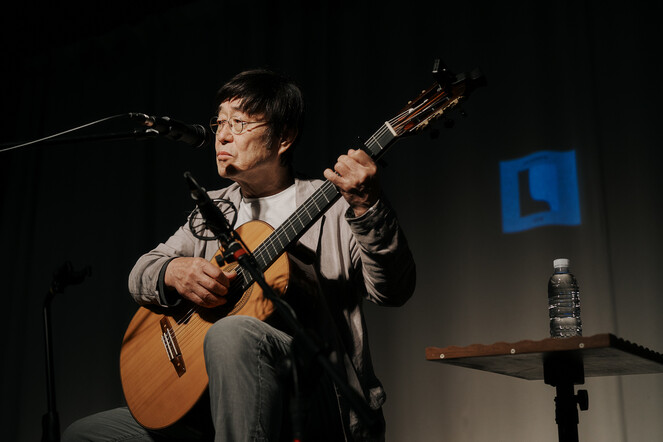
[215,123,234,143]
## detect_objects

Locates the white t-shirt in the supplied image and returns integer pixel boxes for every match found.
[235,183,297,229]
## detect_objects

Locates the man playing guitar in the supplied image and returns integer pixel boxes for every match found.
[64,69,416,441]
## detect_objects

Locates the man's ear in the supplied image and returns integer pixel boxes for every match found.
[277,130,297,155]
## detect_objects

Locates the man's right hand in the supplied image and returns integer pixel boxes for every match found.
[164,257,236,308]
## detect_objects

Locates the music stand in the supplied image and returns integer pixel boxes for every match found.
[426,334,663,442]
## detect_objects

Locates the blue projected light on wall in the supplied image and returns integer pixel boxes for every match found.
[500,150,581,233]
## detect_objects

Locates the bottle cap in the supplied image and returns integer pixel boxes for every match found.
[553,258,570,268]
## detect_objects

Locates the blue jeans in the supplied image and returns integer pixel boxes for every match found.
[63,316,294,442]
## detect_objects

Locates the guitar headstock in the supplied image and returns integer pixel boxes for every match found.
[390,63,486,137]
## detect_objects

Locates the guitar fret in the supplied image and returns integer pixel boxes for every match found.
[269,238,278,258]
[366,135,382,156]
[291,211,305,232]
[275,232,285,249]
[283,220,297,243]
[304,200,317,218]
[257,253,267,270]
[365,123,396,159]
[322,181,338,201]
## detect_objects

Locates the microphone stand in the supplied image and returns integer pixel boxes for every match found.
[42,283,60,442]
[42,262,91,442]
[184,172,382,441]
[1,111,210,151]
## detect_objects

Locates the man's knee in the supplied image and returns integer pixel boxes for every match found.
[203,315,291,371]
[204,315,264,356]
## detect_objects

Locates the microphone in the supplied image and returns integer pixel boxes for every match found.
[130,113,211,148]
[184,172,233,242]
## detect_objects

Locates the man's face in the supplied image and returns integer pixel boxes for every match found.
[214,98,279,185]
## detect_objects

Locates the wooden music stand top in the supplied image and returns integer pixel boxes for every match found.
[426,333,663,381]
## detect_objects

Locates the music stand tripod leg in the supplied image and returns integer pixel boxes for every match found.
[543,351,589,442]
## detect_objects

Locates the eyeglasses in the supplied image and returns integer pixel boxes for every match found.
[209,116,268,135]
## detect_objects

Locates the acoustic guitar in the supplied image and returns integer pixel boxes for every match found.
[120,63,485,429]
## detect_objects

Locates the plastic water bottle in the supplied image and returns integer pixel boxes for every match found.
[548,258,582,338]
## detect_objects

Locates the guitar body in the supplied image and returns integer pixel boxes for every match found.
[120,220,290,429]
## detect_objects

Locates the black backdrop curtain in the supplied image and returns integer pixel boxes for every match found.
[2,1,662,441]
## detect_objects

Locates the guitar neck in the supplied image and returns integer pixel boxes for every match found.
[244,121,399,278]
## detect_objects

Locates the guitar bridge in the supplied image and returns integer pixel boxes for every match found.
[160,317,186,377]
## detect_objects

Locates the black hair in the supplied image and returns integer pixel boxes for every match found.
[215,69,304,166]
